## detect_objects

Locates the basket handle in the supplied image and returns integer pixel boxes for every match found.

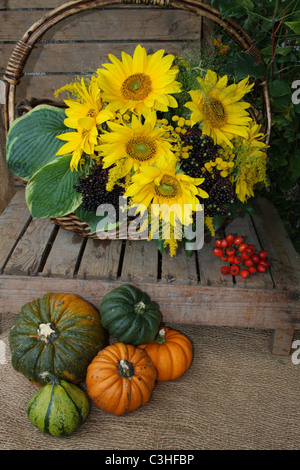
[3,0,271,143]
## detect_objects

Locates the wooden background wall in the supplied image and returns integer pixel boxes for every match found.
[0,0,213,212]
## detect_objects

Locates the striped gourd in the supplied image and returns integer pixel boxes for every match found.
[27,372,89,436]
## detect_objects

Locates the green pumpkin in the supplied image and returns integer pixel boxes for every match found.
[100,284,161,346]
[27,372,89,436]
[9,293,106,385]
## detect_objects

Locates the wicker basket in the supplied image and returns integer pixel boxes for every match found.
[3,0,271,240]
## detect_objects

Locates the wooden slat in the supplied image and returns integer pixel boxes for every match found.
[1,41,199,76]
[0,276,299,332]
[120,240,158,283]
[251,198,300,290]
[3,217,56,276]
[197,231,234,287]
[160,243,198,285]
[77,238,122,280]
[0,189,31,271]
[224,214,274,290]
[0,8,201,42]
[270,329,295,355]
[41,227,84,278]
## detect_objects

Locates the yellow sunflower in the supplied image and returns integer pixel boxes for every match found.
[56,77,113,170]
[96,111,177,178]
[96,44,181,115]
[124,165,209,227]
[234,120,269,203]
[185,70,253,148]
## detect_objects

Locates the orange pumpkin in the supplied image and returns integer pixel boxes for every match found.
[86,342,157,415]
[139,327,193,381]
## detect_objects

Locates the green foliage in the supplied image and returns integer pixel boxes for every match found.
[6,105,71,180]
[211,0,300,251]
[25,154,84,218]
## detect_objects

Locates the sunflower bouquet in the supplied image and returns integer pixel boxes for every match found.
[6,44,269,256]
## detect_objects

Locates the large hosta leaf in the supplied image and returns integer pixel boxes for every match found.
[6,105,71,180]
[25,154,84,218]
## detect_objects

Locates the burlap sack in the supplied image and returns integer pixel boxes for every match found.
[1,312,300,450]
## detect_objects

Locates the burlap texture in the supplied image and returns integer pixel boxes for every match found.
[1,311,300,450]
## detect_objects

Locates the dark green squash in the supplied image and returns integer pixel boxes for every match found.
[99,284,161,346]
[9,293,106,385]
[27,372,89,436]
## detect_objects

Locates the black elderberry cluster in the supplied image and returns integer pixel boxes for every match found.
[74,163,124,219]
[179,128,237,217]
[179,128,219,178]
[199,172,237,217]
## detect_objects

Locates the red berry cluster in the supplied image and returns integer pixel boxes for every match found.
[212,234,270,279]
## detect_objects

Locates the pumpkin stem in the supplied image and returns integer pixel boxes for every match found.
[134,301,146,315]
[39,371,61,386]
[155,328,166,344]
[118,359,135,378]
[37,322,59,343]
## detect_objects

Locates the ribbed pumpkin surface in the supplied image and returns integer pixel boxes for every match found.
[9,293,105,385]
[86,342,157,415]
[99,284,161,346]
[139,327,193,381]
[27,375,89,436]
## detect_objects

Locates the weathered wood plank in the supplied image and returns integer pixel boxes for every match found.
[77,238,122,280]
[41,227,84,278]
[120,240,158,283]
[251,198,300,290]
[270,329,295,355]
[224,214,274,290]
[0,189,31,271]
[3,217,55,276]
[198,231,234,287]
[160,243,198,285]
[0,8,201,42]
[0,276,299,333]
[1,41,199,76]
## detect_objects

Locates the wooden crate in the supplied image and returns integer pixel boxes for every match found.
[0,1,299,356]
[0,188,299,355]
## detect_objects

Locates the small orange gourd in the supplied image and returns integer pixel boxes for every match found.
[139,327,193,381]
[86,342,157,415]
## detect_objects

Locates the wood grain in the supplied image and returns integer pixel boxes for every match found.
[77,238,122,280]
[120,239,159,283]
[0,8,201,42]
[0,275,299,332]
[0,189,31,271]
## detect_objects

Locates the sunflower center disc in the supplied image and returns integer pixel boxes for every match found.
[156,176,181,198]
[126,136,157,162]
[205,99,227,128]
[121,73,152,101]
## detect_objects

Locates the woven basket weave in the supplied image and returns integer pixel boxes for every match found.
[3,0,271,239]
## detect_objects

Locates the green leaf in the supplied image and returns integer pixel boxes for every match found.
[25,154,83,218]
[284,20,300,34]
[269,79,291,97]
[75,205,120,234]
[227,52,266,80]
[213,214,225,232]
[6,105,71,180]
[212,0,254,18]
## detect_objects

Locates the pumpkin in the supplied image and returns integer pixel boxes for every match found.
[139,327,193,381]
[99,284,161,346]
[27,372,89,436]
[86,342,157,415]
[9,293,106,386]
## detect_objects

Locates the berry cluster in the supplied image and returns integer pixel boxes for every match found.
[212,233,270,279]
[74,163,124,218]
[179,128,237,217]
